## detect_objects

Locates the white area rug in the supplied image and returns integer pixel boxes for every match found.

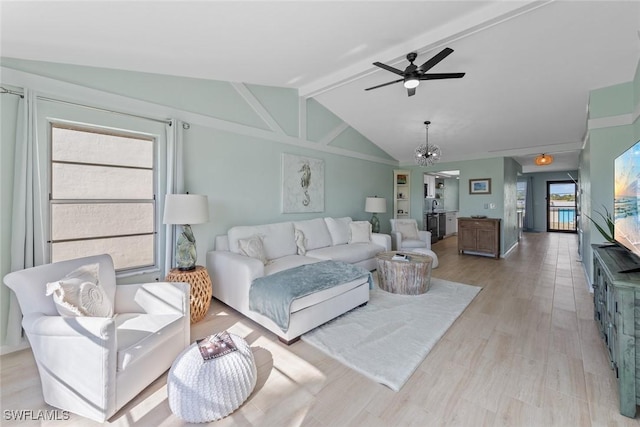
[301,278,481,391]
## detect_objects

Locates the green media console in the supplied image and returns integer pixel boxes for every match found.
[592,245,640,418]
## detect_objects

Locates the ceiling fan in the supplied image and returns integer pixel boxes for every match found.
[365,48,465,97]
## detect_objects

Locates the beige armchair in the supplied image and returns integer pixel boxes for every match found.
[3,254,190,422]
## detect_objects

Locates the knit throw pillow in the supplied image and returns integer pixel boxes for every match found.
[396,221,420,240]
[46,263,113,317]
[348,221,372,243]
[238,234,268,265]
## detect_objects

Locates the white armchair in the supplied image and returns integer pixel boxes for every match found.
[3,254,190,422]
[390,219,439,268]
[390,219,431,251]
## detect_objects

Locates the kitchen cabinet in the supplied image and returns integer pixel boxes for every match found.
[458,217,500,259]
[394,170,410,219]
[592,245,640,418]
[424,175,435,198]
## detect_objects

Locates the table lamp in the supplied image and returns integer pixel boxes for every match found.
[365,196,386,233]
[163,194,210,270]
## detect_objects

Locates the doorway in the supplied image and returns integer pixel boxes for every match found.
[547,180,577,233]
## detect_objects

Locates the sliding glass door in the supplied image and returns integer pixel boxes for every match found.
[547,180,577,233]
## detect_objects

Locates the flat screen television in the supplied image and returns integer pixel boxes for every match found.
[613,139,640,272]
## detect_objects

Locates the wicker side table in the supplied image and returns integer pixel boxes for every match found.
[166,266,212,323]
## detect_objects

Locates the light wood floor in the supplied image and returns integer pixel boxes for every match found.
[2,232,639,426]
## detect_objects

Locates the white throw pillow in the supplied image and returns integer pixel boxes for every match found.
[294,228,307,255]
[349,221,372,244]
[324,217,352,245]
[293,218,332,250]
[238,234,268,265]
[396,221,420,240]
[45,263,113,317]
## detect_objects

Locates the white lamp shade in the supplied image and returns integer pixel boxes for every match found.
[365,197,387,213]
[163,194,210,225]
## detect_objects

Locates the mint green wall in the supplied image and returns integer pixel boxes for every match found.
[245,84,299,137]
[588,81,634,119]
[0,57,271,130]
[401,157,512,255]
[581,58,640,281]
[442,178,459,211]
[182,126,394,254]
[520,170,579,233]
[0,58,397,349]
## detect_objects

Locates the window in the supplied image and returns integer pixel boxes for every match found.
[517,180,526,211]
[50,124,156,271]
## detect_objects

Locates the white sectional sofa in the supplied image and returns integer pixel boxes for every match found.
[207,217,391,343]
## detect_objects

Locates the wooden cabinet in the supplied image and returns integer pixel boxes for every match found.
[394,170,410,219]
[457,217,500,258]
[592,245,640,418]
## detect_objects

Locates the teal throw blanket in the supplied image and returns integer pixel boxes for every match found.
[249,260,372,332]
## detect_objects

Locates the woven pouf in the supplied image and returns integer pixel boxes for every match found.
[408,248,439,268]
[167,334,257,423]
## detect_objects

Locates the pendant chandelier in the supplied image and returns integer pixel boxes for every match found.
[534,153,554,166]
[414,120,441,167]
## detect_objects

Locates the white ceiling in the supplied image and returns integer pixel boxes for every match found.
[2,1,639,173]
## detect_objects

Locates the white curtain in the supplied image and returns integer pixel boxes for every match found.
[163,120,185,276]
[5,89,47,348]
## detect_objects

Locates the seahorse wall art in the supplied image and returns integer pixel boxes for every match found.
[282,153,324,213]
[299,161,311,206]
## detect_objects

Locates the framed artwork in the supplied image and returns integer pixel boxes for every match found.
[469,178,491,194]
[282,153,325,213]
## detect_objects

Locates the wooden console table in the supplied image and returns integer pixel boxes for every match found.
[166,266,212,323]
[457,217,500,258]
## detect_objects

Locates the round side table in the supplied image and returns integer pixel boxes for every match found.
[375,251,433,295]
[165,266,212,323]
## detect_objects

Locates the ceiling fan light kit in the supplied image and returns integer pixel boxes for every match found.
[535,153,554,166]
[415,121,441,167]
[403,78,419,89]
[365,48,465,97]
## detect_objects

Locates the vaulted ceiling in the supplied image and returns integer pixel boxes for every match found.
[2,1,639,172]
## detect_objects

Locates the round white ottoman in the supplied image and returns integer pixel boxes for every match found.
[167,333,257,423]
[408,248,439,268]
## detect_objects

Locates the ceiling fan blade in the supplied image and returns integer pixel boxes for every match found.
[364,78,404,91]
[407,87,416,97]
[418,47,454,72]
[419,72,466,80]
[373,62,405,76]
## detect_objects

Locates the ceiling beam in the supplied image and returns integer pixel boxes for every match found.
[299,0,554,98]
